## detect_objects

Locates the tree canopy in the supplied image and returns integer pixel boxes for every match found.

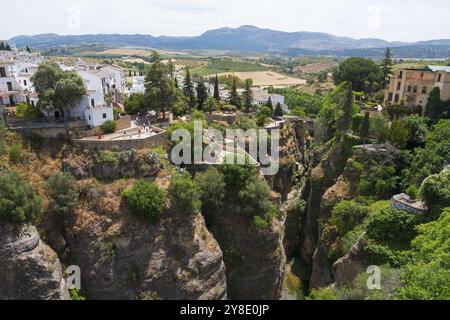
[333,57,382,93]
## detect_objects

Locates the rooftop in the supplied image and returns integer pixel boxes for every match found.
[427,65,450,73]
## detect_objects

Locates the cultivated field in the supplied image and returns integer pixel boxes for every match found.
[97,48,189,56]
[225,71,306,87]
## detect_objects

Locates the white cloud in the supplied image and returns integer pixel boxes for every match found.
[2,0,450,42]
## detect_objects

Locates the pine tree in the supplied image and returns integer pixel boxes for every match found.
[213,74,220,101]
[360,111,370,143]
[144,52,177,120]
[183,67,197,110]
[26,46,31,53]
[242,79,253,112]
[274,103,284,117]
[338,82,353,133]
[425,87,443,122]
[381,48,393,87]
[266,96,273,112]
[196,79,208,111]
[227,78,241,109]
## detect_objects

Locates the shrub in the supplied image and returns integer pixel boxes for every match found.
[45,172,78,216]
[420,169,450,212]
[15,102,42,119]
[252,215,269,229]
[195,167,226,213]
[366,207,419,249]
[101,120,117,134]
[329,200,369,235]
[98,151,120,166]
[0,169,41,223]
[122,180,167,222]
[168,173,201,215]
[9,143,23,163]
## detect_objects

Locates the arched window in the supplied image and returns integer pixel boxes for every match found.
[413,85,418,93]
[407,85,412,92]
[422,86,427,94]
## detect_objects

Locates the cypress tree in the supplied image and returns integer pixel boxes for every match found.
[183,67,197,110]
[214,74,220,101]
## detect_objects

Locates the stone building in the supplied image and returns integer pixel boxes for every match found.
[384,65,450,111]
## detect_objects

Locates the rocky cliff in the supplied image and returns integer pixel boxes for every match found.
[60,181,227,300]
[0,224,70,300]
[203,202,286,300]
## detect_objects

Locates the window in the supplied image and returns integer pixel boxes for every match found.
[0,67,6,77]
[413,85,418,93]
[422,87,427,94]
[399,71,403,78]
[31,100,35,107]
[407,85,412,92]
[103,113,107,119]
[388,92,393,101]
[88,115,91,120]
[91,99,95,107]
[24,80,27,86]
[397,82,401,90]
[395,94,399,103]
[438,74,442,82]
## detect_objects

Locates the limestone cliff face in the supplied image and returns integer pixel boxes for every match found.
[63,196,227,300]
[302,143,400,289]
[332,238,368,286]
[0,224,70,300]
[298,136,363,289]
[203,201,286,300]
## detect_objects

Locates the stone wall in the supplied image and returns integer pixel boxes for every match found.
[74,131,169,151]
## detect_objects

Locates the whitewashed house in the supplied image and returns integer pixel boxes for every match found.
[0,50,25,108]
[130,76,145,94]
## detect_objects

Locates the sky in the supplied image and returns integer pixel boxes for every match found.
[2,0,450,42]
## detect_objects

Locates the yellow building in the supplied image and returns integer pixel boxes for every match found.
[384,65,450,111]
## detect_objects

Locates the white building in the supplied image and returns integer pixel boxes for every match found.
[253,89,285,107]
[0,50,25,108]
[130,76,145,94]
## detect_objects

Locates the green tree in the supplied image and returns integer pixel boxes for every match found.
[425,87,444,122]
[213,74,220,101]
[381,48,393,87]
[196,79,208,111]
[242,79,253,112]
[45,172,78,216]
[360,111,370,142]
[395,208,450,300]
[0,169,41,224]
[183,67,197,110]
[372,116,389,144]
[388,118,409,149]
[15,102,42,119]
[366,207,419,249]
[195,167,226,213]
[420,169,450,213]
[274,102,284,117]
[31,61,85,124]
[168,173,201,215]
[145,52,177,120]
[172,89,189,117]
[333,58,382,93]
[227,78,241,109]
[124,93,146,115]
[204,96,217,115]
[101,120,117,134]
[403,115,429,147]
[337,82,354,133]
[122,180,167,223]
[266,96,273,112]
[330,200,370,235]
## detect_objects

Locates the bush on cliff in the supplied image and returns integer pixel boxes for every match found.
[122,180,167,223]
[45,172,79,216]
[0,169,42,224]
[195,167,226,213]
[101,120,117,134]
[168,173,201,215]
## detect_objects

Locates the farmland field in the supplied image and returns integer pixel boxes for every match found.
[96,48,189,57]
[222,71,306,87]
[191,59,268,76]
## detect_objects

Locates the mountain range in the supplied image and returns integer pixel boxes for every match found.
[10,25,450,58]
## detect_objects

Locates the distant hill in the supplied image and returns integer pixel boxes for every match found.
[10,26,450,58]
